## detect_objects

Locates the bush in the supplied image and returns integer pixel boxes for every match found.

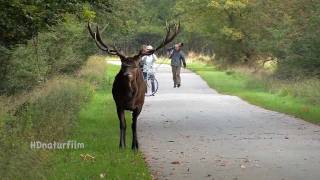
[2,14,95,94]
[265,78,320,105]
[0,46,11,93]
[228,66,320,105]
[0,55,109,179]
[0,76,93,179]
[79,55,108,89]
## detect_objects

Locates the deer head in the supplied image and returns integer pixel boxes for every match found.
[88,22,180,93]
[87,21,180,64]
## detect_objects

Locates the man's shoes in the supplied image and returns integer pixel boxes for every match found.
[177,84,181,88]
[173,84,177,88]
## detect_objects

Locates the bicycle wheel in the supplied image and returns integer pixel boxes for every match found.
[145,77,159,96]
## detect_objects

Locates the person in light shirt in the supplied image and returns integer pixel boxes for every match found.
[141,45,157,94]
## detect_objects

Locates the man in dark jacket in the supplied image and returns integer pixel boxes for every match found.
[168,43,186,88]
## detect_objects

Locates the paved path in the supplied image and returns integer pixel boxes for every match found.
[138,64,320,180]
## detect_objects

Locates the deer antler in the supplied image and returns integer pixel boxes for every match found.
[139,21,181,56]
[87,22,126,58]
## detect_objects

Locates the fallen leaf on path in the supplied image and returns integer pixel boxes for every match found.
[254,164,261,168]
[80,153,95,161]
[171,161,180,165]
[220,163,226,167]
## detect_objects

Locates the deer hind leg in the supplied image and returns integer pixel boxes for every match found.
[117,108,126,149]
[131,108,141,150]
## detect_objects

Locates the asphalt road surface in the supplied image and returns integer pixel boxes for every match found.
[137,64,320,180]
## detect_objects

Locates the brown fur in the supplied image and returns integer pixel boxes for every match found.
[112,57,146,149]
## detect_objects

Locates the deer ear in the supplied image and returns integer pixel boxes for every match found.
[119,57,125,63]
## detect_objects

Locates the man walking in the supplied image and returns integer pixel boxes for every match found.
[169,43,186,88]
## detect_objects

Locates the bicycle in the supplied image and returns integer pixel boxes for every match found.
[144,71,159,96]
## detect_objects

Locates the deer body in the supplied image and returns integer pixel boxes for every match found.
[112,64,146,149]
[112,68,146,111]
[88,22,180,150]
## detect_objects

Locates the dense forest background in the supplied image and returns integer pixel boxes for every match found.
[1,0,320,94]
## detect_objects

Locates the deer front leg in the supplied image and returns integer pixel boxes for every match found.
[131,108,141,150]
[117,108,126,149]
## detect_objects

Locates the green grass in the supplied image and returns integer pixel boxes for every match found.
[188,62,320,124]
[48,64,151,179]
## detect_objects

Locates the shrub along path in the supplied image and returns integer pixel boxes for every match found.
[138,64,320,180]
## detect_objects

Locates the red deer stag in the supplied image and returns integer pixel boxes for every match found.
[88,22,180,150]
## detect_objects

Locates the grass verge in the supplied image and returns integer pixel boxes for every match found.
[0,56,151,179]
[48,63,151,179]
[188,61,320,124]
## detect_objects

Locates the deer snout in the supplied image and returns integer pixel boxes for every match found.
[123,72,133,80]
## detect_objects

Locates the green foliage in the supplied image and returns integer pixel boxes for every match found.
[83,3,96,21]
[79,55,108,89]
[0,0,114,94]
[2,0,320,93]
[276,1,320,78]
[2,14,95,93]
[174,0,320,77]
[0,0,112,46]
[0,46,11,92]
[0,77,92,179]
[0,56,113,179]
